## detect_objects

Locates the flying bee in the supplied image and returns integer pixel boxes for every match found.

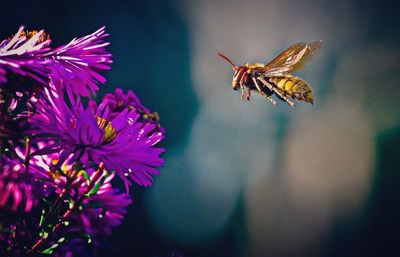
[218,40,322,107]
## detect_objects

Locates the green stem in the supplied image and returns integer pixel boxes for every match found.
[27,162,105,254]
[24,137,31,173]
[40,152,83,229]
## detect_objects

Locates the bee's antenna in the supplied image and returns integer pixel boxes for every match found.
[217,52,238,70]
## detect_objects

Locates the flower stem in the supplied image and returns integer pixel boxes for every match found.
[39,152,83,229]
[27,162,105,254]
[24,104,34,173]
[24,137,31,173]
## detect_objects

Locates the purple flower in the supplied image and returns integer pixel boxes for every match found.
[101,88,150,116]
[43,26,112,99]
[0,26,112,98]
[77,185,132,236]
[0,66,6,84]
[15,142,79,195]
[0,155,36,213]
[26,147,132,235]
[0,27,51,86]
[90,88,163,132]
[29,89,165,190]
[52,194,129,257]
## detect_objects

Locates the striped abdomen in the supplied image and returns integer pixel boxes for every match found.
[268,76,314,104]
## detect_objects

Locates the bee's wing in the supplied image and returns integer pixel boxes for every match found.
[260,40,322,76]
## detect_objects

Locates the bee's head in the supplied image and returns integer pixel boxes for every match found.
[232,67,246,90]
[217,52,240,90]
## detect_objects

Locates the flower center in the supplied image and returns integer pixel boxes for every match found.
[48,159,87,182]
[48,160,72,179]
[9,30,50,43]
[96,116,117,143]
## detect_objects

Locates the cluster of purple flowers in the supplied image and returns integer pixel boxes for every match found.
[0,26,165,256]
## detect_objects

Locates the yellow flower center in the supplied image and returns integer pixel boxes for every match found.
[48,160,74,179]
[48,159,89,183]
[9,30,50,43]
[96,116,117,143]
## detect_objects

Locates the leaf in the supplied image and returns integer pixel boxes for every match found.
[85,180,102,197]
[39,233,91,255]
[67,199,74,209]
[40,248,54,255]
[84,170,109,197]
[64,231,92,244]
[40,237,65,254]
[39,208,46,226]
[79,170,91,185]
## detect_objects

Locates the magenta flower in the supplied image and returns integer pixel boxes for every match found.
[89,88,163,132]
[42,26,112,99]
[0,26,112,97]
[0,155,36,213]
[0,66,6,84]
[0,27,51,86]
[77,185,132,236]
[26,148,132,236]
[95,88,151,119]
[29,89,165,190]
[0,24,167,257]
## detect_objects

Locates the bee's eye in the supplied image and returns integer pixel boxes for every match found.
[232,80,240,90]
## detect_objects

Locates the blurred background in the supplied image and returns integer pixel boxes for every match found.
[1,0,400,256]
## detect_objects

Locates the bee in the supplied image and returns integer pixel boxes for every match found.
[218,40,322,107]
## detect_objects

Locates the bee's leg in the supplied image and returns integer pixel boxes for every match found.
[258,77,295,107]
[251,77,265,95]
[267,95,277,106]
[246,87,251,101]
[273,89,295,107]
[275,90,295,107]
[240,84,245,100]
[252,76,277,106]
[256,76,274,91]
[239,77,246,100]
